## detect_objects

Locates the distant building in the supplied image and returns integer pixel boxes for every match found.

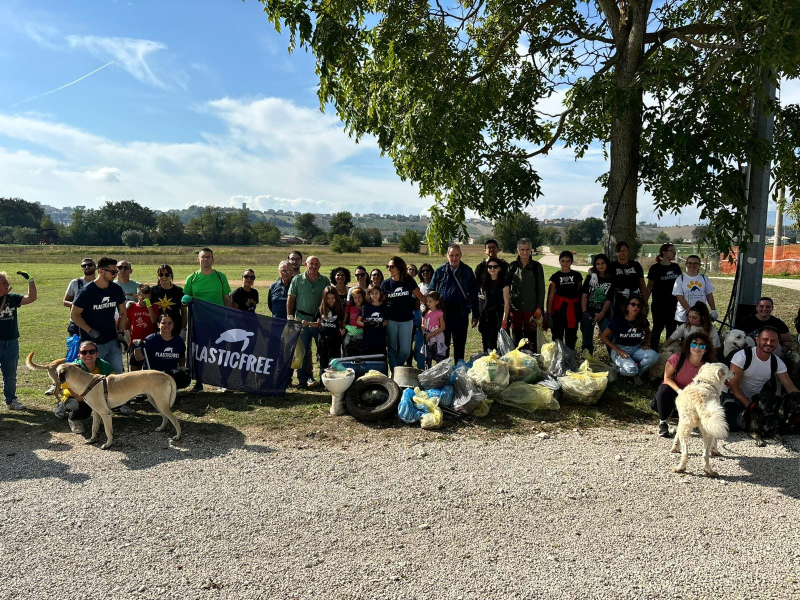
[280,235,308,245]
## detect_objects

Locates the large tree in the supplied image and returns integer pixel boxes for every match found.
[259,0,800,254]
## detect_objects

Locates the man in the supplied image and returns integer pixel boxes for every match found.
[506,237,546,351]
[672,254,717,324]
[0,271,37,411]
[70,257,133,413]
[288,251,303,277]
[116,260,140,305]
[183,248,232,307]
[268,261,294,320]
[430,244,479,362]
[474,239,508,284]
[287,256,330,388]
[736,297,793,357]
[725,326,799,431]
[64,258,97,335]
[231,269,259,312]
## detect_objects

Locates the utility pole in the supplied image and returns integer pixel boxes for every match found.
[734,72,777,323]
[772,187,785,264]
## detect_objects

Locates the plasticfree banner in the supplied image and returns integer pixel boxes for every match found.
[189,300,302,396]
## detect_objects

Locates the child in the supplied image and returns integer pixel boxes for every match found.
[301,286,344,374]
[127,283,158,371]
[344,287,365,356]
[358,284,388,355]
[423,291,447,368]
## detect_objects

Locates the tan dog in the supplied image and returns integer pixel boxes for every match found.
[56,363,181,449]
[26,352,66,390]
[671,363,729,477]
[648,340,681,380]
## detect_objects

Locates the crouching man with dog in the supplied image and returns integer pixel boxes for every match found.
[725,326,799,435]
[56,340,115,433]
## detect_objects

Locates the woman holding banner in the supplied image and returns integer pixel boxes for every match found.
[133,314,191,389]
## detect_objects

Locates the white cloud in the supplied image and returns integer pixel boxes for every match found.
[66,35,171,89]
[84,167,121,182]
[23,22,61,50]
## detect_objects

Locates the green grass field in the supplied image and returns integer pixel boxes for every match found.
[3,244,798,441]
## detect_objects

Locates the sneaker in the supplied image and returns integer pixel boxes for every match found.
[6,400,26,411]
[189,383,204,393]
[296,382,308,390]
[45,384,56,396]
[68,419,85,434]
[116,404,136,415]
[658,421,671,438]
[632,375,644,387]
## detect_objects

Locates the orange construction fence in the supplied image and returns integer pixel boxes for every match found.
[721,244,800,275]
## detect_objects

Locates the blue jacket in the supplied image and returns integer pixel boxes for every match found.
[430,262,480,320]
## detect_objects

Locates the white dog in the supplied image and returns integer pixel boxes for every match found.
[57,363,181,449]
[671,363,729,477]
[722,329,754,360]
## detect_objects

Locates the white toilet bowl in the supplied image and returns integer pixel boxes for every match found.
[321,368,355,415]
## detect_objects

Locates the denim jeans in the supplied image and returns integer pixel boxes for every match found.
[98,339,124,374]
[1,339,20,405]
[580,315,610,356]
[296,326,319,384]
[611,345,659,377]
[413,327,426,369]
[386,319,413,370]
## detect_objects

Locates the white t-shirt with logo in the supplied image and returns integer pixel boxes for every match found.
[730,348,786,400]
[672,273,715,322]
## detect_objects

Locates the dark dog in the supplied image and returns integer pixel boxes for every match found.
[779,391,800,435]
[743,391,782,446]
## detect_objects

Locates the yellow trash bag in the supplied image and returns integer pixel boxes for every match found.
[412,387,443,429]
[468,351,510,396]
[291,337,306,369]
[498,381,560,412]
[532,309,546,352]
[500,339,541,383]
[578,352,617,383]
[472,396,494,418]
[558,369,609,405]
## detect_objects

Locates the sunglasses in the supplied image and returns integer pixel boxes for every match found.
[79,349,98,355]
[356,272,367,277]
[690,342,707,350]
[243,275,255,280]
[81,264,95,268]
[102,269,119,276]
[629,302,641,307]
[386,264,397,270]
[487,265,500,270]
[118,265,131,270]
[158,273,171,278]
[421,269,433,274]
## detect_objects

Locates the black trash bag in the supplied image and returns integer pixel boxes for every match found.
[543,340,578,377]
[418,357,454,390]
[452,366,486,414]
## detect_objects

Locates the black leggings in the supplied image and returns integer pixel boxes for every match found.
[650,302,678,350]
[652,384,678,420]
[551,305,578,351]
[478,311,501,353]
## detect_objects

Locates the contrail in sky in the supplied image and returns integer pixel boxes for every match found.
[11,60,115,107]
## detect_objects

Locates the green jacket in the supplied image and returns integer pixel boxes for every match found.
[507,257,545,313]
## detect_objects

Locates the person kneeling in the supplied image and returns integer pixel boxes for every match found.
[651,332,716,438]
[132,314,191,389]
[54,340,114,434]
[601,296,658,386]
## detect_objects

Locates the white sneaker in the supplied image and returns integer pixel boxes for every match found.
[45,384,56,396]
[7,400,26,411]
[68,419,85,434]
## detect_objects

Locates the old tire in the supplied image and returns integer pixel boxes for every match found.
[345,375,401,422]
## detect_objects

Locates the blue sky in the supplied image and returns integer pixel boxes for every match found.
[0,1,794,224]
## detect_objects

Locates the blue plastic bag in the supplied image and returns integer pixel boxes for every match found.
[425,385,454,409]
[65,334,81,363]
[398,387,429,423]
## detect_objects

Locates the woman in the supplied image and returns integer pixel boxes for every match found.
[370,268,384,288]
[646,243,682,349]
[478,258,511,352]
[381,256,427,370]
[546,251,583,351]
[651,331,716,438]
[404,263,420,366]
[330,267,352,306]
[150,264,187,337]
[601,296,659,386]
[609,241,646,314]
[580,253,613,356]
[133,314,191,389]
[57,340,115,434]
[665,302,721,349]
[411,263,435,368]
[672,254,717,324]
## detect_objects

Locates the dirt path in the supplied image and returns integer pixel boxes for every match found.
[539,246,591,272]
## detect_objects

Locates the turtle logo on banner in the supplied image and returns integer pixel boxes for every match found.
[189,300,302,396]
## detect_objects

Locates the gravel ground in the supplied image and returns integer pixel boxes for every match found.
[1,415,799,600]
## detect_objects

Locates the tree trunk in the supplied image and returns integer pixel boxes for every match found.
[604,3,647,258]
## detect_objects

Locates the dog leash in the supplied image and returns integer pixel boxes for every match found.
[70,375,110,407]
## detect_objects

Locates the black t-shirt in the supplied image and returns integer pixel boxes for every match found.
[142,333,185,373]
[608,316,650,346]
[647,263,682,308]
[361,303,387,354]
[482,279,509,314]
[549,270,583,299]
[231,287,259,312]
[151,284,184,331]
[72,281,126,343]
[315,310,343,345]
[382,278,419,322]
[581,274,613,315]
[736,314,790,339]
[610,260,644,297]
